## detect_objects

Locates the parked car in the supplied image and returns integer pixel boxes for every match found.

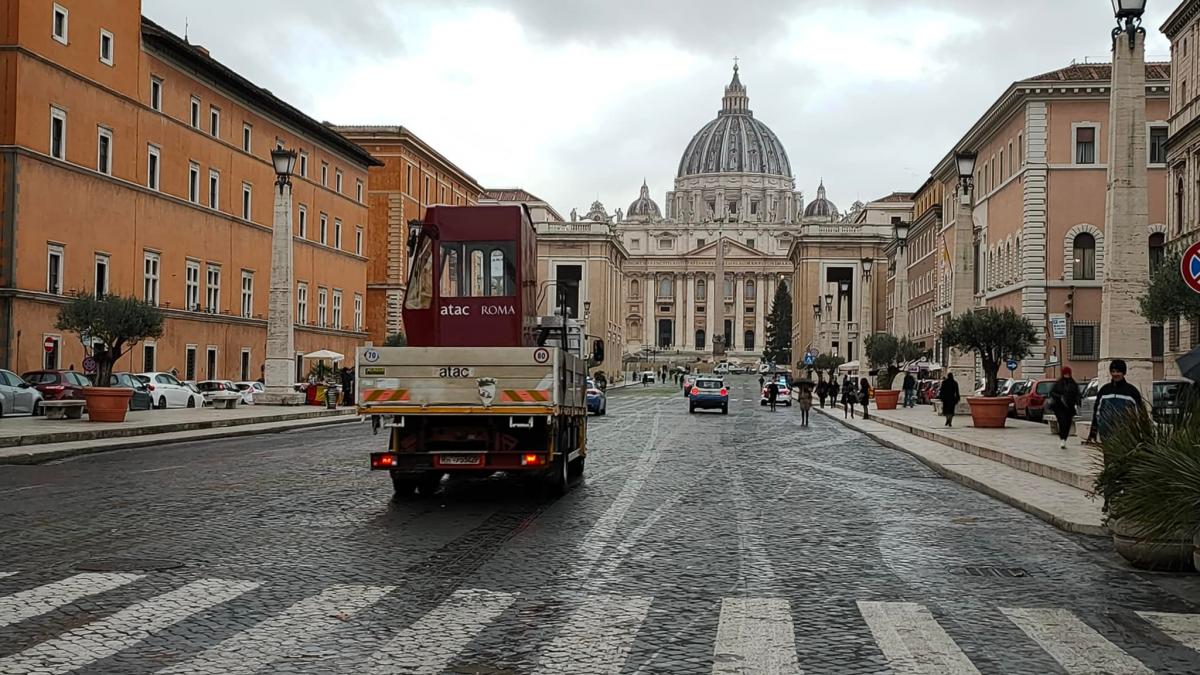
[22,369,89,403]
[586,378,607,416]
[136,372,199,409]
[1015,379,1055,421]
[714,363,730,375]
[234,381,264,404]
[1001,379,1032,417]
[0,369,45,415]
[760,377,793,406]
[101,372,154,411]
[974,377,1010,396]
[1151,378,1194,424]
[194,380,242,406]
[689,377,729,414]
[1077,377,1100,421]
[639,371,657,383]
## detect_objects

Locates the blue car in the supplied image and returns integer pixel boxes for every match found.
[689,377,728,414]
[586,379,607,416]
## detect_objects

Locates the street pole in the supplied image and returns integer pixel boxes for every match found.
[261,148,303,405]
[949,152,978,393]
[894,222,910,338]
[1100,4,1153,396]
[838,283,849,366]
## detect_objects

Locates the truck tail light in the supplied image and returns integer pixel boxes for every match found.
[521,454,544,466]
[370,453,398,470]
[690,387,699,395]
[720,388,728,396]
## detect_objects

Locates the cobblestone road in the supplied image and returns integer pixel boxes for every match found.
[1,375,1198,674]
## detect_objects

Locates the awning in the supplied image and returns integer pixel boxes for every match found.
[303,349,345,361]
[838,360,860,372]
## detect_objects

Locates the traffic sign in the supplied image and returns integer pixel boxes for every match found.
[803,353,815,366]
[82,357,97,374]
[1049,313,1068,340]
[1182,240,1200,294]
[43,337,56,353]
[1006,359,1019,371]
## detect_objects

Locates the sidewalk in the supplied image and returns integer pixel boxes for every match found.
[816,404,1106,536]
[0,406,359,465]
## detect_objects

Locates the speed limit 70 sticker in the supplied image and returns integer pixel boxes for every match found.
[533,348,550,364]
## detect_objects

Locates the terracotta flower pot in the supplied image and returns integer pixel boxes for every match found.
[874,389,900,410]
[82,387,133,423]
[966,396,1010,428]
[1109,517,1196,572]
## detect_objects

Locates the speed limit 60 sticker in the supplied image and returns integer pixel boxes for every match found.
[533,347,550,364]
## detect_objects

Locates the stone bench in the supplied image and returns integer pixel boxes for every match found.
[209,393,241,409]
[41,400,86,420]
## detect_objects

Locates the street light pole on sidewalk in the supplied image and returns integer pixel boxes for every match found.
[949,151,978,391]
[1100,0,1153,396]
[261,147,304,405]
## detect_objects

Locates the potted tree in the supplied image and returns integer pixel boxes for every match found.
[939,308,1038,428]
[55,294,164,423]
[865,333,923,411]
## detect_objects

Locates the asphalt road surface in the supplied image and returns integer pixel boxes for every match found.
[1,374,1198,674]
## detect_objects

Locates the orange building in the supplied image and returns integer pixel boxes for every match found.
[334,126,484,344]
[0,0,378,381]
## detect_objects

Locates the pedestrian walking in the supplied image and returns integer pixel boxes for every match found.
[902,372,916,408]
[816,378,829,408]
[1047,367,1081,449]
[767,380,779,412]
[642,372,649,387]
[938,373,961,427]
[859,377,871,420]
[759,375,766,391]
[1087,359,1143,445]
[797,380,814,426]
[829,378,840,411]
[842,378,857,418]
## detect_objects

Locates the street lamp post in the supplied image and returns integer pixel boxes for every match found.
[813,301,823,356]
[1100,0,1153,396]
[860,257,874,360]
[824,292,834,355]
[893,221,910,338]
[838,280,850,365]
[261,147,304,405]
[949,150,978,391]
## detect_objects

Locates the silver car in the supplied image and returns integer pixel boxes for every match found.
[1077,377,1100,421]
[0,369,45,415]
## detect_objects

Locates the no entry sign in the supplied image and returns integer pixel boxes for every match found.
[1183,240,1200,294]
[43,337,56,353]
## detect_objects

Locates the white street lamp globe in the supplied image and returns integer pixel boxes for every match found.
[1112,0,1147,19]
[271,147,297,179]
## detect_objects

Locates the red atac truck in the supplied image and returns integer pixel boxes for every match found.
[357,205,602,497]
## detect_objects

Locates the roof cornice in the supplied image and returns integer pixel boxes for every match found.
[333,125,483,193]
[1163,0,1200,38]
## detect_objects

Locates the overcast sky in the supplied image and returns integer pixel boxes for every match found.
[144,0,1173,217]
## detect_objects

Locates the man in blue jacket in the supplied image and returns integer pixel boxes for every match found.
[1088,359,1143,444]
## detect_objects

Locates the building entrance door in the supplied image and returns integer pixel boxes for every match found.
[658,319,673,349]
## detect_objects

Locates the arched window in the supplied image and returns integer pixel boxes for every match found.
[658,277,673,299]
[1150,231,1166,274]
[744,330,756,351]
[744,278,756,300]
[724,274,734,299]
[440,246,460,297]
[1177,177,1186,235]
[630,279,640,300]
[696,329,706,350]
[697,278,707,301]
[1073,233,1096,280]
[489,249,507,295]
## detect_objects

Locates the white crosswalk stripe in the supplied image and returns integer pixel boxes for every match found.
[0,578,259,675]
[712,597,801,674]
[363,589,516,674]
[0,572,15,578]
[533,593,652,674]
[156,583,393,674]
[1138,611,1200,652]
[1002,607,1152,674]
[0,572,142,629]
[857,601,981,674]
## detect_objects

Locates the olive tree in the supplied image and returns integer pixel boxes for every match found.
[55,294,164,386]
[940,308,1038,397]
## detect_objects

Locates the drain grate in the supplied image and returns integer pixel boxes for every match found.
[958,565,1030,578]
[75,558,183,572]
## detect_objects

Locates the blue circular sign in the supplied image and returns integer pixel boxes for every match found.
[1183,240,1200,294]
[1006,359,1019,371]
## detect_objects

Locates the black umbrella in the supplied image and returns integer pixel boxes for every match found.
[1177,346,1200,382]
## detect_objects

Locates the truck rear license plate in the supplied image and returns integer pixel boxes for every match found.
[439,455,482,466]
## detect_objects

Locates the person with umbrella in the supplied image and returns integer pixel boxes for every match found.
[796,379,814,426]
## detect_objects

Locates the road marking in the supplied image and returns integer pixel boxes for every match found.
[0,572,15,579]
[0,572,142,629]
[0,484,50,495]
[364,589,516,674]
[157,583,392,674]
[534,594,652,674]
[1002,607,1152,674]
[136,464,189,474]
[857,601,980,674]
[712,597,801,674]
[1137,611,1200,652]
[0,578,259,675]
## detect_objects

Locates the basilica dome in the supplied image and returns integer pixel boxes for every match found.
[676,66,792,179]
[626,180,661,220]
[804,181,839,219]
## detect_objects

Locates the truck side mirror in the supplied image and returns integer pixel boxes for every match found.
[591,339,605,365]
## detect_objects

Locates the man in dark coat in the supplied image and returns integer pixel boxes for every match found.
[816,378,829,408]
[340,367,355,406]
[1088,359,1143,444]
[902,373,917,408]
[938,373,961,427]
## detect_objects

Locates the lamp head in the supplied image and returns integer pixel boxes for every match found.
[1112,0,1147,20]
[954,151,977,180]
[271,147,297,179]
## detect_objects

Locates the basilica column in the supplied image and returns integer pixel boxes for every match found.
[755,274,766,355]
[674,274,685,351]
[644,273,655,349]
[734,273,745,352]
[705,272,716,353]
[685,274,696,351]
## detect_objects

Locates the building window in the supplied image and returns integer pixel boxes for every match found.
[207,170,222,210]
[188,162,200,203]
[209,107,220,138]
[47,244,64,295]
[242,123,252,152]
[353,294,363,331]
[1075,126,1097,164]
[99,29,113,65]
[94,253,109,296]
[1072,233,1097,280]
[355,226,363,255]
[205,265,221,313]
[405,165,413,195]
[631,238,640,250]
[658,278,673,299]
[50,107,66,160]
[205,346,217,380]
[296,282,308,324]
[52,4,68,43]
[143,343,157,373]
[321,162,329,187]
[658,238,671,250]
[332,290,343,328]
[240,349,251,381]
[335,169,343,193]
[96,127,112,175]
[744,278,755,300]
[320,213,328,244]
[150,77,163,111]
[147,145,160,190]
[1177,176,1186,236]
[242,183,252,220]
[185,260,200,311]
[144,251,160,305]
[190,97,200,129]
[746,238,755,250]
[334,219,343,249]
[299,151,308,178]
[356,179,364,203]
[697,238,706,248]
[298,205,308,238]
[240,271,253,318]
[1150,231,1166,274]
[1152,324,1164,359]
[744,330,756,351]
[1170,316,1181,352]
[1070,321,1100,360]
[1150,126,1169,165]
[317,287,328,327]
[697,278,706,301]
[696,330,706,350]
[185,345,197,381]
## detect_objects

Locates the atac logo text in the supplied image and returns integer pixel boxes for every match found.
[440,304,516,316]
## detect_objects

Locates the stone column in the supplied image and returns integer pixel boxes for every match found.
[894,245,910,338]
[685,274,696,351]
[675,274,685,351]
[755,274,766,355]
[734,274,745,352]
[949,184,977,388]
[1100,26,1153,396]
[644,273,654,349]
[838,286,850,363]
[262,178,304,405]
[860,265,873,362]
[706,273,716,353]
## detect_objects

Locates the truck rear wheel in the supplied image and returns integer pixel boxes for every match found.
[568,455,585,479]
[545,453,570,497]
[390,472,417,500]
[416,472,443,497]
